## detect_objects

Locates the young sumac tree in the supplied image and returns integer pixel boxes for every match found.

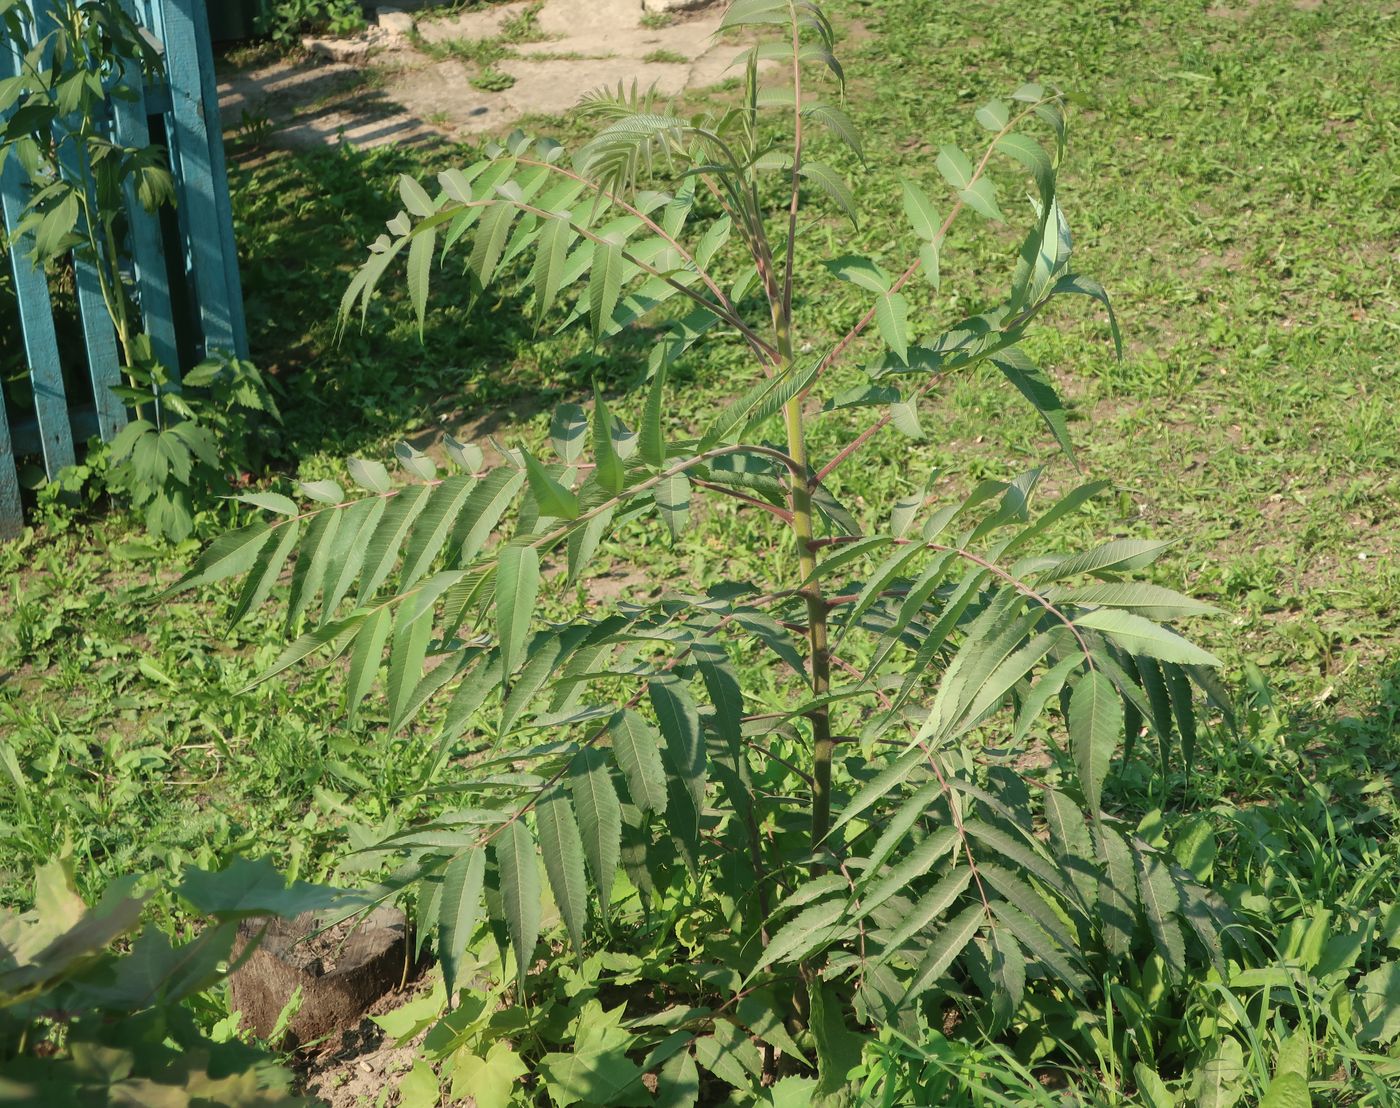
[179,0,1236,1097]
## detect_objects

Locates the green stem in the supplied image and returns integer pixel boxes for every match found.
[777,327,834,858]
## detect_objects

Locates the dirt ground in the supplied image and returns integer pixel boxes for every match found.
[216,0,742,151]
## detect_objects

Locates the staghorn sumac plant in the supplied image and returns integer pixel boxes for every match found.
[177,0,1237,1099]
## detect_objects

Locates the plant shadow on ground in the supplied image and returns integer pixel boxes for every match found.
[227,134,660,470]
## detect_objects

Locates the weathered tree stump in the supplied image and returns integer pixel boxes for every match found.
[229,907,413,1049]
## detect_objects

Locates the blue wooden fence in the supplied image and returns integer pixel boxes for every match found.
[0,0,246,537]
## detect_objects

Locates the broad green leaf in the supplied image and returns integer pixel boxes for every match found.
[550,404,588,463]
[995,133,1055,205]
[875,291,909,363]
[990,347,1074,461]
[655,472,691,538]
[753,898,848,973]
[348,456,392,493]
[166,521,271,594]
[357,484,430,605]
[809,980,864,1097]
[589,238,624,335]
[1053,273,1123,359]
[609,709,668,814]
[824,254,890,293]
[1074,609,1221,667]
[401,474,475,588]
[985,888,1088,996]
[387,572,461,726]
[640,361,668,468]
[858,826,958,917]
[438,848,485,1002]
[346,606,392,722]
[453,468,526,565]
[650,677,705,813]
[1258,1073,1310,1108]
[1355,962,1400,1045]
[656,1049,700,1108]
[399,174,435,217]
[1040,538,1175,583]
[936,144,976,189]
[1132,1064,1175,1108]
[959,178,1004,222]
[495,543,540,679]
[1070,671,1120,814]
[1134,844,1186,978]
[1062,582,1219,621]
[799,161,858,226]
[235,491,297,516]
[228,520,301,625]
[592,390,624,494]
[569,748,621,927]
[450,1042,527,1108]
[919,239,941,291]
[975,98,1010,131]
[737,992,810,1068]
[495,821,541,987]
[523,450,579,520]
[876,864,973,964]
[536,785,589,953]
[901,902,985,1000]
[407,226,436,334]
[1189,1038,1245,1108]
[901,179,940,241]
[531,212,575,321]
[177,857,350,920]
[470,201,518,287]
[1095,824,1138,958]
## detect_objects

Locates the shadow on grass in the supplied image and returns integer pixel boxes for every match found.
[227,139,654,471]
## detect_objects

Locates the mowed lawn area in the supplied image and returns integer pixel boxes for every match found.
[2,0,1397,1101]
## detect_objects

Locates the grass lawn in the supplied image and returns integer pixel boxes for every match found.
[2,0,1398,1101]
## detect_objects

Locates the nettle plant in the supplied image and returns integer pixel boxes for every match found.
[183,1,1237,1099]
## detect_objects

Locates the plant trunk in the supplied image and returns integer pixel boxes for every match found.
[782,382,834,860]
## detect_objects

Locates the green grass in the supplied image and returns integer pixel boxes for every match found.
[2,0,1399,1099]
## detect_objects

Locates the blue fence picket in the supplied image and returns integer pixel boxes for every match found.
[159,0,243,360]
[0,35,76,480]
[113,0,181,382]
[0,391,21,539]
[28,0,129,442]
[188,0,248,360]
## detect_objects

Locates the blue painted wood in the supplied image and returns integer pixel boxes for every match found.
[0,388,23,538]
[112,0,181,381]
[187,0,248,359]
[1,22,76,480]
[158,0,239,360]
[27,0,126,440]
